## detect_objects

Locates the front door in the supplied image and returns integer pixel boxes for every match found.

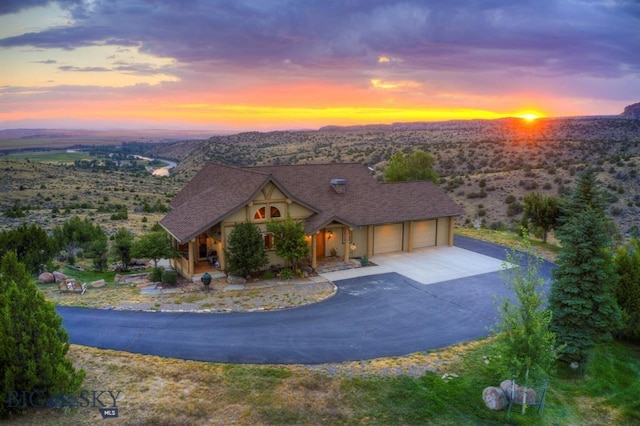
[316,230,326,258]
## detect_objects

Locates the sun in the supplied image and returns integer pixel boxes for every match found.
[516,112,541,122]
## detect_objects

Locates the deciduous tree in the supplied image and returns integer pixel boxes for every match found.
[267,215,310,272]
[132,230,178,270]
[110,228,134,271]
[384,150,439,183]
[521,192,560,243]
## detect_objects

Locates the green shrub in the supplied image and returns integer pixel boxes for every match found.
[262,271,275,280]
[360,255,370,266]
[161,269,177,285]
[151,267,163,282]
[279,268,294,280]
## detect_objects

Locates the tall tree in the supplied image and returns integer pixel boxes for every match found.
[612,238,640,342]
[110,228,134,271]
[267,215,310,272]
[549,168,621,365]
[224,222,268,277]
[384,150,439,183]
[495,235,558,413]
[0,252,84,417]
[521,192,560,243]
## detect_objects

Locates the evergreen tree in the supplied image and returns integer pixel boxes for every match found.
[549,168,621,364]
[612,238,640,341]
[0,224,55,274]
[267,215,310,272]
[0,252,84,417]
[224,222,268,277]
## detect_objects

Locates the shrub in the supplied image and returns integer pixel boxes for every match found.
[279,268,294,280]
[360,255,370,266]
[161,269,178,285]
[151,267,163,282]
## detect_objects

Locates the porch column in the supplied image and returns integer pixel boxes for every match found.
[448,216,455,246]
[343,228,351,263]
[311,234,317,269]
[188,240,196,277]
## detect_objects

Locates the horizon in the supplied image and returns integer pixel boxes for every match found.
[1,1,639,131]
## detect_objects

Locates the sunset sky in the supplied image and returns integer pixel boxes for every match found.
[1,0,639,131]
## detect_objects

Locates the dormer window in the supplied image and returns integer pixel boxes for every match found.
[254,206,281,220]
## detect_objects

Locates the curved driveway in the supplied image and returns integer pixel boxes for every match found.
[57,236,554,364]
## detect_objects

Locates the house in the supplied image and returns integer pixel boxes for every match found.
[159,163,464,278]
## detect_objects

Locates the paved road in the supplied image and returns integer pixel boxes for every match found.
[58,237,554,364]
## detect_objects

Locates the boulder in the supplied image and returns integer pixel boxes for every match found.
[38,272,55,284]
[500,380,537,405]
[482,386,507,411]
[227,275,246,285]
[53,271,68,282]
[90,279,107,288]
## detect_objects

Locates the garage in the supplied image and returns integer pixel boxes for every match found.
[374,223,403,254]
[412,220,437,249]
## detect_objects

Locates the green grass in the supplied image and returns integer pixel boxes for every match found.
[62,266,116,283]
[4,150,93,163]
[335,340,639,425]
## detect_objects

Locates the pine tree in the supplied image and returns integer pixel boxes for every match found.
[549,168,621,365]
[0,252,84,417]
[223,222,268,277]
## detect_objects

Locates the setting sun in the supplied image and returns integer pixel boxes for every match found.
[516,112,542,122]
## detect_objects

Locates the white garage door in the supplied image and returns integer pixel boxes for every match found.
[374,224,403,254]
[412,220,437,249]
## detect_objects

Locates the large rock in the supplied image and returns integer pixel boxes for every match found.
[90,279,106,288]
[500,380,537,405]
[38,272,55,284]
[53,271,68,282]
[227,275,246,285]
[482,386,507,411]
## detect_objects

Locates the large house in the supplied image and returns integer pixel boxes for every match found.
[160,163,464,278]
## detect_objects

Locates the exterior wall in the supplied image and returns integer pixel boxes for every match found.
[351,227,367,258]
[437,216,450,246]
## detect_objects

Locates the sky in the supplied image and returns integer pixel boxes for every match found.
[0,0,639,131]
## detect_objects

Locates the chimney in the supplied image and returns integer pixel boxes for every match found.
[330,178,347,194]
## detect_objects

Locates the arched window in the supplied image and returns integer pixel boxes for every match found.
[254,207,266,220]
[254,206,281,220]
[270,206,281,218]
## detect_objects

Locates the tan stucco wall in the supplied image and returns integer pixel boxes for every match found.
[437,216,451,246]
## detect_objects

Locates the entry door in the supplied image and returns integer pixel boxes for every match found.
[316,230,326,258]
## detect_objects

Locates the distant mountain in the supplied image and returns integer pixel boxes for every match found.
[621,102,640,119]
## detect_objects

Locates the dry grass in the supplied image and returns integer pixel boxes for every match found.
[4,342,477,425]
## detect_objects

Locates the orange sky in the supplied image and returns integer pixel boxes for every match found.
[1,2,637,131]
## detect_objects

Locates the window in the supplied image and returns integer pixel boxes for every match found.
[254,205,281,220]
[263,233,276,250]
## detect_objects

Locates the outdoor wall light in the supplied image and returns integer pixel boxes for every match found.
[327,230,334,239]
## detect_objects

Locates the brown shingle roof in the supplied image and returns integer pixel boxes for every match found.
[160,162,463,242]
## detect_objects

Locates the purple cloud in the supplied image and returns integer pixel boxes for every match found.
[1,1,638,91]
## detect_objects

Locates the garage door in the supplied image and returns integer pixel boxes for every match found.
[412,220,437,249]
[374,224,403,254]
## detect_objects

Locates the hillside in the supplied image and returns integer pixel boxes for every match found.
[151,116,640,236]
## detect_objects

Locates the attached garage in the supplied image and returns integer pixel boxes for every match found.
[412,219,437,249]
[374,223,403,254]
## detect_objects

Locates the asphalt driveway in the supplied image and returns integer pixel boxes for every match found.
[57,236,554,364]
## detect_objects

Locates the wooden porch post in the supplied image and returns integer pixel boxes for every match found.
[188,240,196,277]
[311,234,317,269]
[343,228,350,263]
